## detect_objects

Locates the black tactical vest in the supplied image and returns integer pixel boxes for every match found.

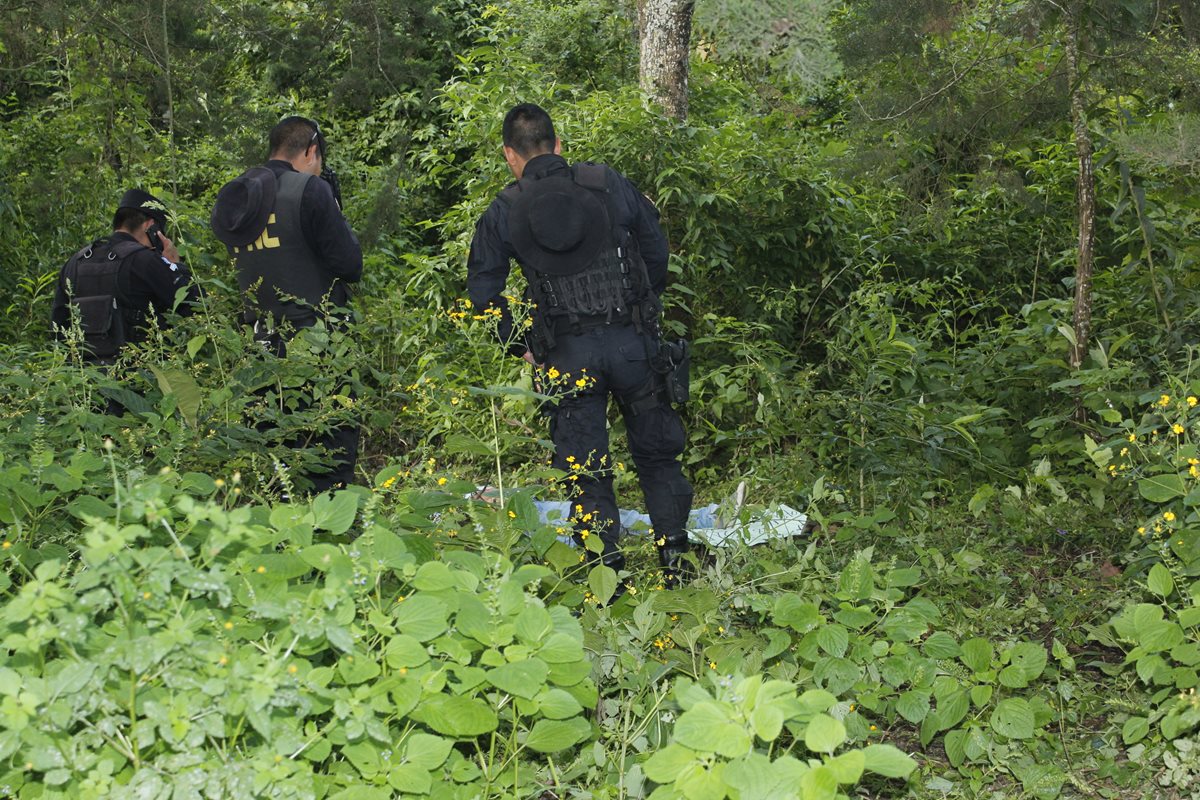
[233,170,342,330]
[53,238,145,361]
[504,163,652,333]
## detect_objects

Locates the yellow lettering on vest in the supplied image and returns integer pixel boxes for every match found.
[248,214,281,251]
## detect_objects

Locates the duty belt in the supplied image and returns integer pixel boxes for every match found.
[549,309,634,336]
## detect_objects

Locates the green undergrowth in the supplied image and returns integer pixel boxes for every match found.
[0,446,1190,799]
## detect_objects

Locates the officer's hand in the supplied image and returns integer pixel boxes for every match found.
[155,231,181,264]
[522,350,539,367]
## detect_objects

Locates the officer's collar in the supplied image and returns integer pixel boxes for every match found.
[523,153,569,180]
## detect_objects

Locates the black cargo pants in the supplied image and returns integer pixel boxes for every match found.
[543,321,693,574]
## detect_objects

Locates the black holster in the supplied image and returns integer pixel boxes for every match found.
[659,339,690,405]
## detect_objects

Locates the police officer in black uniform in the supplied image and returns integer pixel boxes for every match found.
[210,116,363,493]
[468,103,693,587]
[51,189,198,363]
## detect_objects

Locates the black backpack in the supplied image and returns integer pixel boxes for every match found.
[53,239,143,361]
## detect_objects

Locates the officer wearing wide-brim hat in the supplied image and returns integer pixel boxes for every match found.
[51,188,199,362]
[210,116,363,493]
[467,103,694,592]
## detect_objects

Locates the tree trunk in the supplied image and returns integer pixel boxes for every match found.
[1066,9,1096,395]
[638,0,694,120]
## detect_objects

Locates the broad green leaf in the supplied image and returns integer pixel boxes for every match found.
[990,698,1035,740]
[922,632,960,659]
[825,750,865,783]
[524,717,592,753]
[1148,563,1175,598]
[960,638,993,673]
[539,632,584,664]
[886,567,922,587]
[343,741,382,777]
[838,555,876,600]
[588,565,618,605]
[944,729,967,768]
[149,365,202,426]
[643,743,700,783]
[862,744,917,778]
[895,690,930,723]
[387,763,432,793]
[402,733,452,770]
[186,334,207,359]
[393,595,449,642]
[804,713,846,754]
[932,689,969,731]
[515,606,554,645]
[799,764,839,799]
[414,695,498,737]
[299,544,352,579]
[1014,762,1065,799]
[813,657,862,696]
[486,658,549,700]
[750,703,785,742]
[1139,473,1186,502]
[723,753,785,798]
[816,624,849,658]
[338,653,381,685]
[384,635,429,668]
[411,561,457,591]
[1121,716,1150,744]
[536,688,583,720]
[312,490,358,534]
[774,595,822,633]
[675,702,752,758]
[677,762,729,800]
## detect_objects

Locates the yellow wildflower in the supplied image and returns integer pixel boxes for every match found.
[1159,394,1172,407]
[1174,424,1186,435]
[1190,396,1198,407]
[437,477,448,486]
[1164,511,1177,522]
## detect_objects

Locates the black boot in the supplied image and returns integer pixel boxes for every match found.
[657,531,691,589]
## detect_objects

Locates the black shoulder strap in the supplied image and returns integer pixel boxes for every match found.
[572,162,608,192]
[499,181,524,206]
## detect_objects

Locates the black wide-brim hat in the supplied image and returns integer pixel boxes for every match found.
[117,188,169,227]
[210,167,277,248]
[508,175,609,275]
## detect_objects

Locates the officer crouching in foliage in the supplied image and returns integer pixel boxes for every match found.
[51,189,199,364]
[468,103,694,589]
[210,116,363,494]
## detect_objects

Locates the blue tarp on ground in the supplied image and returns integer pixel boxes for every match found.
[531,500,808,548]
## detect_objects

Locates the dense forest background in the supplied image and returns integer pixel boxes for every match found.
[2,1,1200,798]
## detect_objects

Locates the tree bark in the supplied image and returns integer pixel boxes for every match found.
[638,0,694,120]
[1066,9,1096,394]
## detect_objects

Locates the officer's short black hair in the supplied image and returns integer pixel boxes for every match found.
[113,207,153,232]
[503,104,556,158]
[270,116,324,160]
